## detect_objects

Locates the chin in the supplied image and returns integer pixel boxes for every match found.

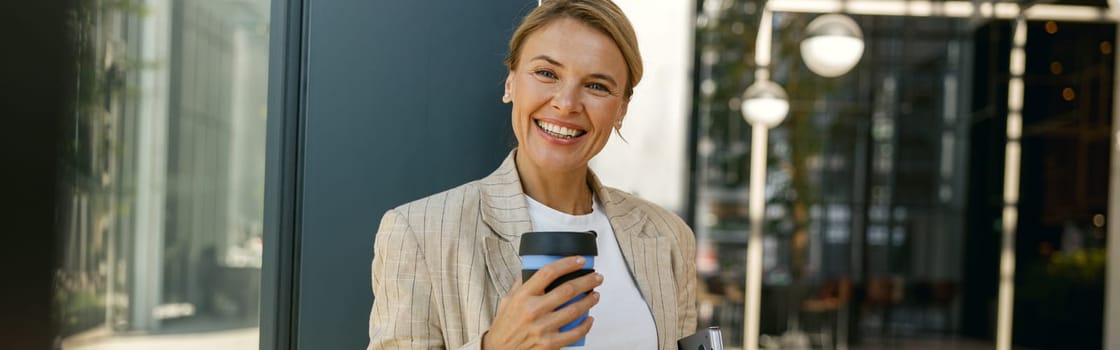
[525,147,589,171]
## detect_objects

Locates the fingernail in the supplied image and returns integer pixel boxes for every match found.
[574,257,585,265]
[594,273,603,282]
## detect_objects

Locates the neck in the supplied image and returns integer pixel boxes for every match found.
[515,152,594,215]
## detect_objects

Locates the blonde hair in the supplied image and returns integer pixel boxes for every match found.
[504,0,643,100]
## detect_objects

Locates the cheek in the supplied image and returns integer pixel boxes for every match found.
[591,102,623,131]
[511,101,534,139]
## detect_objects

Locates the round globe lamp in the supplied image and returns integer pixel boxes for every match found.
[740,79,790,128]
[800,14,865,78]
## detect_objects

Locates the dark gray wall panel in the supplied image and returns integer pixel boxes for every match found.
[296,1,533,348]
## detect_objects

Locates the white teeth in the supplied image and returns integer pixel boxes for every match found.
[536,120,583,138]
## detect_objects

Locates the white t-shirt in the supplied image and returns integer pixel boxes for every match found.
[525,195,658,349]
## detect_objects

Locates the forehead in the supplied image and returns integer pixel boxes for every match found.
[518,18,627,75]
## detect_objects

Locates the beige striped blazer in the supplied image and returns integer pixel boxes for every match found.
[368,150,697,350]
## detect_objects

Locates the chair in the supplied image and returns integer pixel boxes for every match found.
[799,278,851,349]
[930,281,957,334]
[863,276,904,336]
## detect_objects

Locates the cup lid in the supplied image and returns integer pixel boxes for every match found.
[519,231,598,256]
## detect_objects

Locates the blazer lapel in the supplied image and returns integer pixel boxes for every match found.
[591,172,677,348]
[479,150,532,297]
[483,236,521,296]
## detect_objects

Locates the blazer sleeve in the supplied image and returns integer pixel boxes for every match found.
[368,209,447,350]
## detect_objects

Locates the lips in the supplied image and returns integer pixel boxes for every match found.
[535,119,587,139]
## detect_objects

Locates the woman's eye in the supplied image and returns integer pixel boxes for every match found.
[587,83,611,93]
[534,70,557,79]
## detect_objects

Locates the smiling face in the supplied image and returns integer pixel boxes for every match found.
[505,17,630,177]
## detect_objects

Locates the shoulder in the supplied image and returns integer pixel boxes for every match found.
[601,186,693,237]
[600,186,697,267]
[376,180,485,242]
[391,180,484,217]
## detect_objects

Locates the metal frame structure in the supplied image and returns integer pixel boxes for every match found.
[261,0,307,347]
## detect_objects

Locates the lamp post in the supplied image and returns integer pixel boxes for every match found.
[740,77,788,350]
[741,6,862,350]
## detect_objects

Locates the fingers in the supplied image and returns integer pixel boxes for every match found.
[549,316,595,347]
[542,290,600,330]
[489,257,601,349]
[542,271,602,309]
[488,293,596,350]
[520,256,588,295]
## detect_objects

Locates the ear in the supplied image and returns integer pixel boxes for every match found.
[502,72,514,103]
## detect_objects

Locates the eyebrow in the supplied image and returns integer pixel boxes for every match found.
[529,54,619,87]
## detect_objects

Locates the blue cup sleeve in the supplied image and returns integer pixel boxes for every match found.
[520,255,595,270]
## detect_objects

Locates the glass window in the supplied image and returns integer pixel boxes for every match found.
[691,4,971,348]
[55,0,270,348]
[692,4,1114,349]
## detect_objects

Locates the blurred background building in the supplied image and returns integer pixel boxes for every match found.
[36,0,1118,349]
[53,0,269,348]
[596,1,1116,349]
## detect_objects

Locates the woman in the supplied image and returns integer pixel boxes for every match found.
[367,1,696,349]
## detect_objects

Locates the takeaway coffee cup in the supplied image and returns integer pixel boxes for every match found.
[519,231,598,347]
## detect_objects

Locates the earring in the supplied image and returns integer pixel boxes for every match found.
[614,123,629,143]
[502,93,511,103]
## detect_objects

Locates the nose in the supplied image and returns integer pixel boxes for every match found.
[550,82,582,115]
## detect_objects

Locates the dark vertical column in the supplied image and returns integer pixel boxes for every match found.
[260,0,305,348]
[262,1,535,349]
[0,1,73,349]
[685,0,704,227]
[962,20,1011,341]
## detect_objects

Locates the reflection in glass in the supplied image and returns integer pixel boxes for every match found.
[55,0,269,348]
[691,3,971,348]
[694,2,1114,348]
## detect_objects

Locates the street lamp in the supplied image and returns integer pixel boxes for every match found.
[740,7,861,350]
[800,14,865,78]
[739,77,789,350]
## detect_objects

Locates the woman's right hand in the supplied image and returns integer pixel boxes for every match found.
[482,256,604,350]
